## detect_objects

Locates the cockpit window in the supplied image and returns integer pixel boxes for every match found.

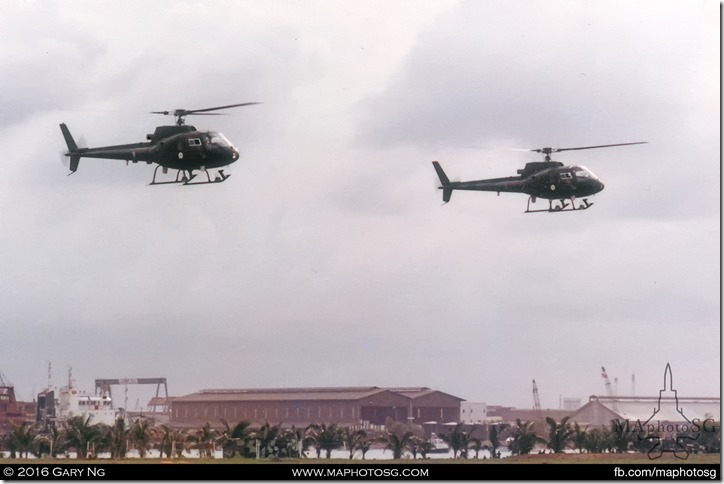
[209,131,232,147]
[188,138,202,146]
[575,166,599,179]
[560,172,572,179]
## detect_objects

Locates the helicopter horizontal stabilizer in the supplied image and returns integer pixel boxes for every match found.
[60,123,81,172]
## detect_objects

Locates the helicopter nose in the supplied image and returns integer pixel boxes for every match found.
[597,180,605,192]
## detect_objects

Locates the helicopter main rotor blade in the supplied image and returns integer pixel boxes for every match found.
[552,142,648,153]
[151,102,261,125]
[181,112,227,116]
[184,102,262,114]
[514,142,648,156]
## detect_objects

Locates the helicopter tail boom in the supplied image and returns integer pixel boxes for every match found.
[59,123,81,172]
[432,161,453,203]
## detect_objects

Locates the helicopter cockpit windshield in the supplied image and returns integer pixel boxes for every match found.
[574,166,600,180]
[207,131,233,148]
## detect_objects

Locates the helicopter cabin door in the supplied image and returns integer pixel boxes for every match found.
[185,135,205,162]
[558,170,574,189]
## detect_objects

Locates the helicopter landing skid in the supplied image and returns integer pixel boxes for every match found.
[149,166,230,186]
[182,169,230,185]
[525,197,594,213]
[149,166,195,185]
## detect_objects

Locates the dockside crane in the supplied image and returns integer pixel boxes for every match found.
[0,371,18,406]
[532,379,542,419]
[601,366,619,413]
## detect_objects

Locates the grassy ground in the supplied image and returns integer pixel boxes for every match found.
[6,453,719,465]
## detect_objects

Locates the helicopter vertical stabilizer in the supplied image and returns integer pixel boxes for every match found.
[432,161,453,203]
[59,123,81,172]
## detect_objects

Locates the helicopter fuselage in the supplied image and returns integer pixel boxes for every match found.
[60,102,258,185]
[64,124,239,172]
[436,161,604,200]
[432,142,644,212]
[431,160,606,212]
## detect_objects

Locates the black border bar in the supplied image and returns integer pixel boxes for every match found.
[0,463,720,481]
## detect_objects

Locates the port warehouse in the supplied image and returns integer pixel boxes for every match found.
[167,386,464,430]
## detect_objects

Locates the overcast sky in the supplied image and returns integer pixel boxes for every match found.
[0,0,719,412]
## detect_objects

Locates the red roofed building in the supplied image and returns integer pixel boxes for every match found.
[169,386,463,429]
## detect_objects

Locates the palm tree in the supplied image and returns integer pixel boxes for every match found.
[157,426,189,458]
[251,421,284,458]
[305,423,343,459]
[439,423,478,459]
[129,418,153,458]
[7,421,38,458]
[109,417,128,459]
[193,422,219,458]
[38,423,66,458]
[608,420,631,453]
[469,437,486,458]
[583,427,608,453]
[509,419,542,455]
[93,423,112,457]
[219,419,251,458]
[342,427,366,459]
[358,433,377,460]
[416,438,434,460]
[571,422,589,453]
[276,426,305,458]
[64,415,97,459]
[488,423,507,458]
[382,430,415,460]
[692,419,720,454]
[546,416,573,453]
[157,424,177,458]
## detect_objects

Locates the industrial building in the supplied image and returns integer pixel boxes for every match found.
[169,386,463,429]
[0,373,35,432]
[568,395,720,428]
[486,405,571,425]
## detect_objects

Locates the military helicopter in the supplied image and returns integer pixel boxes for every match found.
[432,142,647,213]
[60,102,260,185]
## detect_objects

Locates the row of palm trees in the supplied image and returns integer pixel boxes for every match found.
[0,418,385,460]
[2,416,719,459]
[507,416,720,455]
[1,416,167,459]
[1,418,447,460]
